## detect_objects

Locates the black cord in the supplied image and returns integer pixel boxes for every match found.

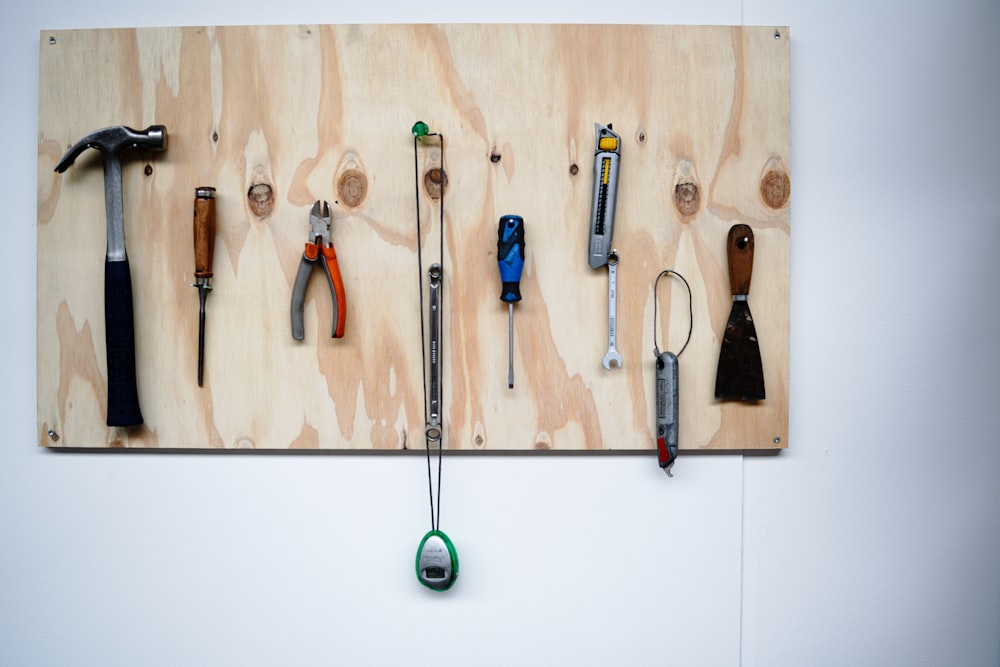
[414,130,446,532]
[653,269,693,358]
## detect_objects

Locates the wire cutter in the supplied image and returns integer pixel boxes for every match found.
[291,200,346,340]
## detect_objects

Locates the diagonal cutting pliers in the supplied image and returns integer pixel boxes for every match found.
[291,200,346,340]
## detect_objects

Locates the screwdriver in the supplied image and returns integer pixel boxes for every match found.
[497,215,525,389]
[192,186,217,387]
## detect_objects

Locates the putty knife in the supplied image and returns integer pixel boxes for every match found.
[714,224,765,401]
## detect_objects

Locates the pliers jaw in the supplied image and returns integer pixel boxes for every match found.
[309,200,332,246]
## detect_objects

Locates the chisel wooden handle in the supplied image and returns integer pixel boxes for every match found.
[193,187,217,279]
[727,224,755,296]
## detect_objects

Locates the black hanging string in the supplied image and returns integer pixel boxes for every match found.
[653,269,693,358]
[413,130,446,532]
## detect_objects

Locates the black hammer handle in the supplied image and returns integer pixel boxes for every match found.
[105,259,143,426]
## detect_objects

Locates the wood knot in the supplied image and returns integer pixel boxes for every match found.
[337,169,368,208]
[473,421,486,450]
[424,168,447,199]
[143,164,153,176]
[235,436,255,449]
[674,182,700,217]
[760,169,790,209]
[569,163,579,176]
[534,431,553,450]
[490,151,501,163]
[247,182,274,218]
[636,127,646,144]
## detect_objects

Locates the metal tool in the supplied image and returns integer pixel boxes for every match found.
[588,123,621,270]
[653,269,693,476]
[192,187,216,387]
[656,352,679,472]
[497,215,525,389]
[412,122,458,592]
[54,125,167,426]
[714,224,765,401]
[416,529,459,591]
[602,251,623,370]
[290,200,346,341]
[426,263,443,441]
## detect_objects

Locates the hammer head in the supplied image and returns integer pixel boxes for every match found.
[55,125,167,173]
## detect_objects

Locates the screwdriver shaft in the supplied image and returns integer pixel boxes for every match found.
[508,303,514,389]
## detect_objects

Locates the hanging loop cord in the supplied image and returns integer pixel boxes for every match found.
[653,269,693,359]
[413,127,446,532]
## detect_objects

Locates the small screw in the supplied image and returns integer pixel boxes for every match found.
[48,429,60,442]
[774,30,781,39]
[475,434,484,446]
[773,436,781,444]
[49,36,57,45]
[144,164,153,176]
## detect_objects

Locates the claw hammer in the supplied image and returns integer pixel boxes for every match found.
[54,125,167,426]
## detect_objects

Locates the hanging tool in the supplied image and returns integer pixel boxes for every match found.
[412,121,458,592]
[290,200,346,341]
[191,187,216,387]
[54,124,168,426]
[588,123,621,270]
[416,529,459,592]
[653,269,693,476]
[427,264,443,441]
[714,224,765,401]
[602,251,623,369]
[497,215,525,389]
[588,123,624,370]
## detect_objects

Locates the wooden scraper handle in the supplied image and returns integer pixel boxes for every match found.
[727,224,755,296]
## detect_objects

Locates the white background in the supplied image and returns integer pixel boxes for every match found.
[3,1,999,665]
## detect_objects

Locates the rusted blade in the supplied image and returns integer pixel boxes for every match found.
[714,299,765,401]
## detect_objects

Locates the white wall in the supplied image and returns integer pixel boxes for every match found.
[2,1,998,665]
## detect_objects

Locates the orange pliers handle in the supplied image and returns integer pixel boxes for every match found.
[291,240,346,340]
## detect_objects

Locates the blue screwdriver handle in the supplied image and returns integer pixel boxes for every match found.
[497,215,525,302]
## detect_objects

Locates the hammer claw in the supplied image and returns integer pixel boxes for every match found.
[54,125,166,173]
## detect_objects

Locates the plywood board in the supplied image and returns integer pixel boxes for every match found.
[37,24,790,451]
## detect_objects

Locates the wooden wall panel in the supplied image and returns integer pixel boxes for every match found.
[37,24,790,451]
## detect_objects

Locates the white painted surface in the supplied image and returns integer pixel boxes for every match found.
[2,1,998,665]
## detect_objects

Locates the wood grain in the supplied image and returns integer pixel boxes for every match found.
[37,24,791,451]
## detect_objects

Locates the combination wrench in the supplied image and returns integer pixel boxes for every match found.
[427,263,443,442]
[602,251,623,369]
